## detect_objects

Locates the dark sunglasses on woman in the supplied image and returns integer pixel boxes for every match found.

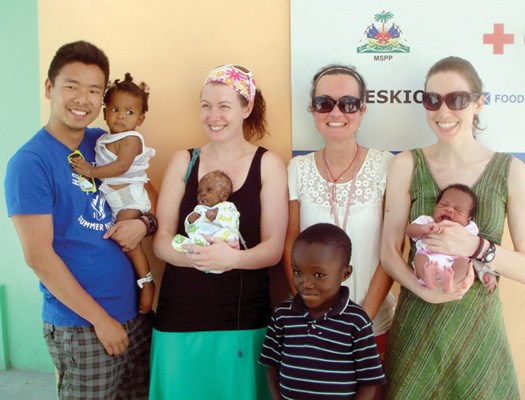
[422,91,481,111]
[311,95,362,114]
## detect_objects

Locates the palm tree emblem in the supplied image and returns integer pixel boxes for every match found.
[357,10,410,54]
[374,10,394,44]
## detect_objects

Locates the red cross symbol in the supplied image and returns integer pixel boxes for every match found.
[483,23,514,54]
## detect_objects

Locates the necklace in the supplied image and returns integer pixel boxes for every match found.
[323,145,360,183]
[322,145,361,231]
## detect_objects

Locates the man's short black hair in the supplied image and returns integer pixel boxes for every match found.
[48,41,110,86]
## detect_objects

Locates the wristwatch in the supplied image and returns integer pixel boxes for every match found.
[479,241,496,263]
[137,272,153,288]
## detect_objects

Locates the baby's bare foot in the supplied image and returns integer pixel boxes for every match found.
[440,266,454,294]
[423,261,438,290]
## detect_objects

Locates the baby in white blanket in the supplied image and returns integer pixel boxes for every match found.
[172,170,241,273]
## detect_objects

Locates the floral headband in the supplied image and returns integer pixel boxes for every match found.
[203,64,256,102]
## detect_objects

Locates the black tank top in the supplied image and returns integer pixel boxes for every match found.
[154,147,272,332]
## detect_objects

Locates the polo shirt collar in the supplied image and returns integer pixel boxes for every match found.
[291,286,350,319]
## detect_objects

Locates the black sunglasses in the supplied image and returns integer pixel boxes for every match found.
[422,91,481,111]
[311,95,362,114]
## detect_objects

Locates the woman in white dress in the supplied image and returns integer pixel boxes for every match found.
[285,65,396,361]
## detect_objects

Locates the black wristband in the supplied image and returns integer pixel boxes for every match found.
[139,212,158,236]
[470,235,485,259]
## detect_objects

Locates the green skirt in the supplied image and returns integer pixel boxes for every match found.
[149,327,271,400]
[385,281,519,399]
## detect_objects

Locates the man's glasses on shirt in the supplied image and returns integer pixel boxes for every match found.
[67,150,96,193]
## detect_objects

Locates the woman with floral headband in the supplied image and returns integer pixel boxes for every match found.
[150,65,287,399]
[284,64,396,381]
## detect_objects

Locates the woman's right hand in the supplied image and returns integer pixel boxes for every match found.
[423,220,479,258]
[184,238,240,273]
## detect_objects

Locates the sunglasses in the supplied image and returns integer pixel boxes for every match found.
[67,150,97,193]
[311,96,362,114]
[422,91,481,111]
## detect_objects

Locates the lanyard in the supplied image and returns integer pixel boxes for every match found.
[323,145,361,232]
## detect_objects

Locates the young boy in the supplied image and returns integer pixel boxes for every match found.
[259,223,385,400]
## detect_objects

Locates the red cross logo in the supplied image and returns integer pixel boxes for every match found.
[483,23,514,54]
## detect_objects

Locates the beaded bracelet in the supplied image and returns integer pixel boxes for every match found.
[137,212,158,236]
[470,235,485,259]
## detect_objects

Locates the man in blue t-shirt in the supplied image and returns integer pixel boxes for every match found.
[4,41,154,400]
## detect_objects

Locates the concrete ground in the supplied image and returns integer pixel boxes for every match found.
[0,369,56,400]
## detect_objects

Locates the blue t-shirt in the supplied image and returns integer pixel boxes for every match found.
[5,127,137,326]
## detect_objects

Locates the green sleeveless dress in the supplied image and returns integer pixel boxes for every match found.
[384,149,520,400]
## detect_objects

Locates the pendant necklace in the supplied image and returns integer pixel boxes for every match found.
[322,145,361,231]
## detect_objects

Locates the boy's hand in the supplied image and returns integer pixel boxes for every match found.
[355,385,378,400]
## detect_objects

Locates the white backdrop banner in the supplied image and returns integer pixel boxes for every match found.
[291,0,525,156]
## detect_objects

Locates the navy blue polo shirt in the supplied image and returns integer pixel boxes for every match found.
[259,286,386,399]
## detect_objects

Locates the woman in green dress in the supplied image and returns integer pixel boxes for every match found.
[381,56,523,399]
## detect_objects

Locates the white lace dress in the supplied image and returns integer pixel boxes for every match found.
[288,148,395,335]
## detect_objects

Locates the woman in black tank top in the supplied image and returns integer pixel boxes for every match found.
[149,64,288,400]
